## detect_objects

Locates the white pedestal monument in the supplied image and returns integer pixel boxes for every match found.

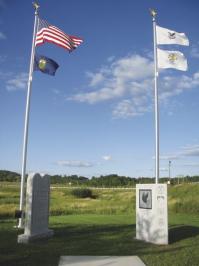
[18,173,53,243]
[136,184,168,245]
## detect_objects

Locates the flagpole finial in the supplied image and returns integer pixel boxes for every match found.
[150,8,157,18]
[32,2,40,14]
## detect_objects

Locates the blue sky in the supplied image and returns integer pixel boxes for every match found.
[0,0,199,178]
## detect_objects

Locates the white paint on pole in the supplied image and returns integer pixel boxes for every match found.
[152,11,159,184]
[18,4,39,228]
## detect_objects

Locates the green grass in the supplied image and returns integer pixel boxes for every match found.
[0,183,199,217]
[169,184,199,214]
[45,187,135,216]
[0,182,199,265]
[0,213,199,266]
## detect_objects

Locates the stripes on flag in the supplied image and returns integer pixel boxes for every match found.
[35,18,83,52]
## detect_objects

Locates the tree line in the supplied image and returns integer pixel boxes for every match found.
[0,170,199,187]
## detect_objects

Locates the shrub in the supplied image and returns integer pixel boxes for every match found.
[71,188,93,198]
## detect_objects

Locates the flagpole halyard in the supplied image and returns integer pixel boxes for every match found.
[18,3,39,228]
[150,8,159,184]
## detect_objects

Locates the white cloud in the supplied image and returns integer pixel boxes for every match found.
[158,155,181,160]
[6,72,28,91]
[0,32,6,40]
[190,43,199,58]
[181,145,199,157]
[86,71,105,87]
[168,111,173,116]
[0,55,7,63]
[160,167,168,172]
[102,155,112,161]
[113,99,146,118]
[52,89,60,94]
[159,144,199,165]
[112,54,153,81]
[159,73,199,103]
[182,163,199,167]
[107,56,115,62]
[69,54,154,105]
[69,52,199,119]
[57,160,93,168]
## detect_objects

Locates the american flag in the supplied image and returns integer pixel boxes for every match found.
[35,18,83,52]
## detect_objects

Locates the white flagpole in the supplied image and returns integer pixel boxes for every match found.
[151,9,159,184]
[18,2,39,228]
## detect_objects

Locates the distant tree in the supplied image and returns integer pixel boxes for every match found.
[0,170,20,182]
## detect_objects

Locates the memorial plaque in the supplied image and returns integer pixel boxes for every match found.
[136,184,168,245]
[18,173,53,243]
[139,189,152,209]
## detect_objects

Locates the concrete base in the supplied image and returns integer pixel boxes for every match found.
[58,256,146,266]
[18,229,54,243]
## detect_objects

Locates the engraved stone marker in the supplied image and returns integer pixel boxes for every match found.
[136,184,168,245]
[18,173,53,243]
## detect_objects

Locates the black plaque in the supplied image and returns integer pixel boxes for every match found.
[139,189,152,209]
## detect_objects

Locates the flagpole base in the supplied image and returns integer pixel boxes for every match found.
[17,218,24,229]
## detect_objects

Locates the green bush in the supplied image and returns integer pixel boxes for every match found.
[71,188,93,198]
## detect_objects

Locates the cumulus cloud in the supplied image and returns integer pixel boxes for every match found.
[52,89,60,94]
[190,43,199,58]
[159,73,199,103]
[57,160,93,168]
[0,55,7,63]
[182,163,199,167]
[160,167,168,172]
[159,144,199,165]
[181,145,199,157]
[69,52,199,119]
[86,71,105,87]
[113,98,151,119]
[6,72,28,91]
[69,54,154,105]
[102,155,112,161]
[159,155,181,160]
[0,32,6,40]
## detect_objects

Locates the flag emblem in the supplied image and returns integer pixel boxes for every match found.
[157,48,187,71]
[168,32,176,39]
[38,58,47,70]
[34,54,59,75]
[168,53,178,63]
[156,25,189,46]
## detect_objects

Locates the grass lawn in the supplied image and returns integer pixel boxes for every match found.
[0,213,199,266]
[0,183,199,266]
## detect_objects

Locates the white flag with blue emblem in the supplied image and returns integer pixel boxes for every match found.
[156,25,189,46]
[157,48,188,71]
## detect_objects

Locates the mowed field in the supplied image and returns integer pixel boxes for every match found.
[0,183,199,266]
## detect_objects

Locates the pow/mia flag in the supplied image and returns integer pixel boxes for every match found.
[157,48,187,71]
[156,25,189,46]
[34,54,59,76]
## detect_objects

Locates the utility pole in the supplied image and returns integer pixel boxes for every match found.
[169,160,171,183]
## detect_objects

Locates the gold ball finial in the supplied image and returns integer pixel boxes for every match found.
[150,8,157,18]
[32,2,40,11]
